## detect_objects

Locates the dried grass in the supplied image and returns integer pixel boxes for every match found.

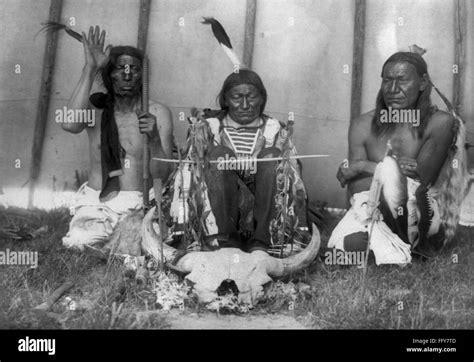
[0,206,472,329]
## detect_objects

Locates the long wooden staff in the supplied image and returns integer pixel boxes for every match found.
[141,55,164,267]
[142,55,150,213]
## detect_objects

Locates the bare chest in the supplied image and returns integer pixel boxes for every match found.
[367,127,423,161]
[389,127,423,159]
[115,111,143,159]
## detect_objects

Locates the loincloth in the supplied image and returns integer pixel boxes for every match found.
[328,178,441,265]
[62,182,154,252]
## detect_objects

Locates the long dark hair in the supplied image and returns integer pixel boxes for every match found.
[216,69,267,117]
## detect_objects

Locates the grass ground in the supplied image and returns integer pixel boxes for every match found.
[0,206,472,329]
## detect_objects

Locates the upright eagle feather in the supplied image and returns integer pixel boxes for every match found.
[201,17,241,67]
[38,21,83,42]
[201,17,232,49]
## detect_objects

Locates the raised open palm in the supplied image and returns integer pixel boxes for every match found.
[82,25,112,69]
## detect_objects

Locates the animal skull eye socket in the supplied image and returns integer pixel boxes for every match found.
[216,279,239,296]
[184,279,195,288]
[262,280,273,292]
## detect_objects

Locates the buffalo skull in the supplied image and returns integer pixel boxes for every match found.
[142,206,321,306]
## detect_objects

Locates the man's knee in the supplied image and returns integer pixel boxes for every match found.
[206,145,237,175]
[256,147,280,177]
[343,232,369,252]
[208,145,235,160]
[258,146,280,159]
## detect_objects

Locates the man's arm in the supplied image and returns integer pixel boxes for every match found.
[414,112,454,186]
[337,112,378,192]
[138,104,175,182]
[63,26,111,134]
[63,65,96,134]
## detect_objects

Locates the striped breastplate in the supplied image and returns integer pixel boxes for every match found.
[221,126,263,156]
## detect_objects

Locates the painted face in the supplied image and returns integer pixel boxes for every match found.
[225,84,264,125]
[111,55,142,97]
[381,61,426,109]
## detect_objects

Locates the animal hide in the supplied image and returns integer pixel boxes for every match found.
[432,119,468,244]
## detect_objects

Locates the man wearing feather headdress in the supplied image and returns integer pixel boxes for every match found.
[61,26,174,252]
[185,69,309,254]
[330,49,467,264]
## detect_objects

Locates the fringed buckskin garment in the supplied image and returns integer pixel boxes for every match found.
[169,114,308,253]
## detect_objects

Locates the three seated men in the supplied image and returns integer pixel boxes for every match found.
[61,28,463,264]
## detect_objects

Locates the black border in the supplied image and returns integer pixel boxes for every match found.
[0,329,472,361]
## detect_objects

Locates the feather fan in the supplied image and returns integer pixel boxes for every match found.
[38,21,83,42]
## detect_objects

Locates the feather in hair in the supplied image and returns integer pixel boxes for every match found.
[409,44,427,56]
[201,17,241,67]
[38,21,83,42]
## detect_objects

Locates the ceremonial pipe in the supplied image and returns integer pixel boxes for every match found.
[152,154,330,164]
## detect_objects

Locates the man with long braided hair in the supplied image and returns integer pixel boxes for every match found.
[331,51,465,263]
[182,69,309,255]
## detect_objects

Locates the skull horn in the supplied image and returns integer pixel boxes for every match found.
[265,223,321,278]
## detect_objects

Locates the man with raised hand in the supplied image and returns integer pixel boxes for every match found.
[330,51,463,263]
[61,26,174,252]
